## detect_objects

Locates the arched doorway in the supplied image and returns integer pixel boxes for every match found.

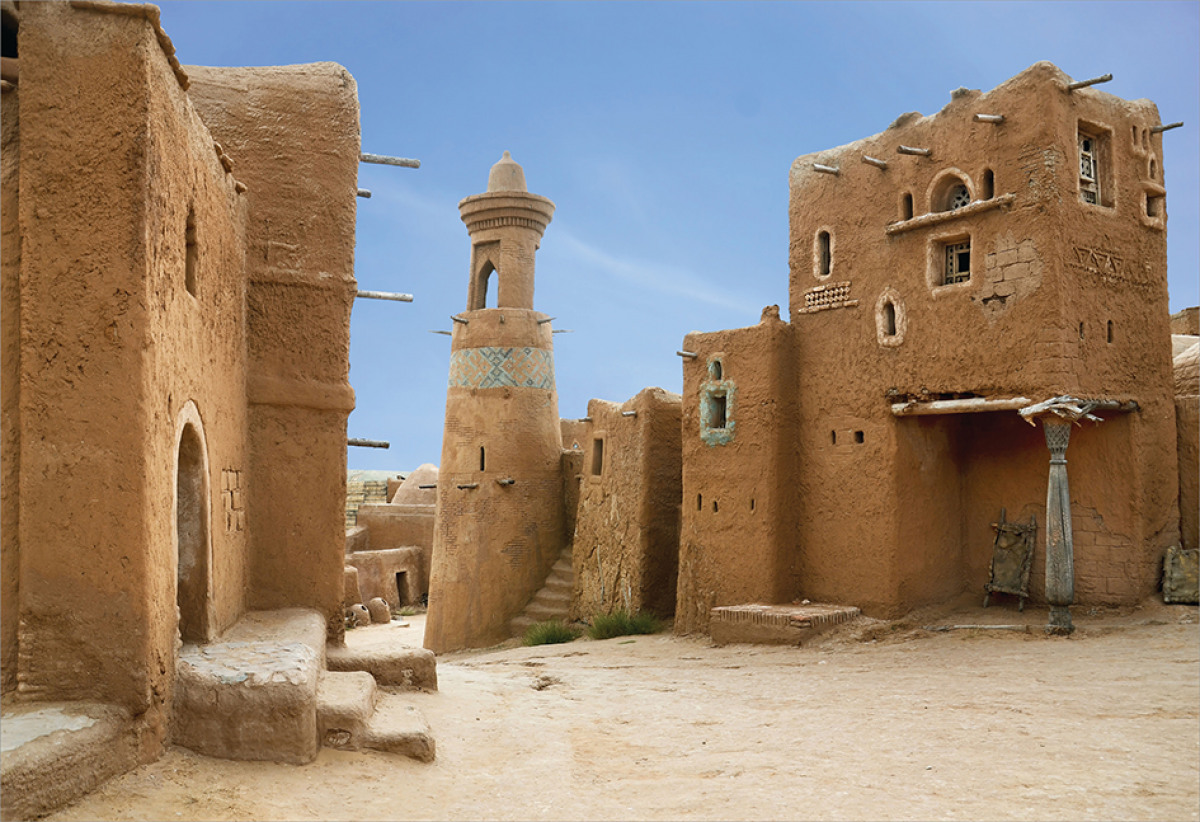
[176,419,210,643]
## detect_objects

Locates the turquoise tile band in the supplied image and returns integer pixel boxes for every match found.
[449,346,555,390]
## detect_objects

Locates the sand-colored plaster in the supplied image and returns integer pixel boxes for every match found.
[425,155,567,653]
[1,41,20,695]
[769,61,1181,618]
[187,62,359,640]
[572,388,682,620]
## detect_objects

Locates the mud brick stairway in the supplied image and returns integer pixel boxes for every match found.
[510,546,574,636]
[174,609,435,764]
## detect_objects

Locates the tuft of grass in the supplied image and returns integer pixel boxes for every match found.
[523,620,582,646]
[587,609,663,640]
[394,605,425,617]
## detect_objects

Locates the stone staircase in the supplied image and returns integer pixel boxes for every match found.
[316,670,434,761]
[174,609,435,764]
[510,547,574,636]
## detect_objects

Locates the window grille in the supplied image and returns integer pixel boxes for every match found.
[948,184,971,210]
[1079,135,1100,204]
[944,241,971,284]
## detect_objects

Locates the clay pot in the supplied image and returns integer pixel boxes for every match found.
[346,603,370,627]
[366,597,392,624]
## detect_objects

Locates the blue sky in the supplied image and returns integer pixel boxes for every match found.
[157,1,1200,472]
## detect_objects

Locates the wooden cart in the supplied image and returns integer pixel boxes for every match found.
[983,508,1037,611]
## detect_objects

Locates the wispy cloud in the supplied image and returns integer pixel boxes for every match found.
[552,225,760,314]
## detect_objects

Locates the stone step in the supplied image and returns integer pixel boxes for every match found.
[709,602,862,646]
[544,573,571,592]
[1,702,137,821]
[326,644,438,691]
[317,671,378,749]
[551,557,572,574]
[531,589,571,608]
[360,694,435,762]
[510,615,537,636]
[524,601,570,621]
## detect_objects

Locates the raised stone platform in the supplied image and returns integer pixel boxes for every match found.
[0,702,137,821]
[709,603,861,646]
[173,609,326,764]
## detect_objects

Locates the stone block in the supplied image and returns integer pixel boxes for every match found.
[0,702,136,821]
[361,694,435,762]
[317,670,377,748]
[709,603,860,646]
[172,609,326,764]
[326,645,438,690]
[173,640,320,764]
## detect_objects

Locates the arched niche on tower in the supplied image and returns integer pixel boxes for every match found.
[468,242,500,310]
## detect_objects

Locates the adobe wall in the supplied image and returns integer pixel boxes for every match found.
[571,388,681,620]
[1,41,19,694]
[425,309,566,653]
[676,308,800,633]
[1176,344,1199,550]
[187,63,360,640]
[10,2,245,752]
[786,62,1179,615]
[1171,308,1199,337]
[141,8,252,656]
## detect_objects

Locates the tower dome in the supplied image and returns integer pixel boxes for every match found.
[487,150,527,192]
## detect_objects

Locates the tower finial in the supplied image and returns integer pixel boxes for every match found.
[487,150,527,192]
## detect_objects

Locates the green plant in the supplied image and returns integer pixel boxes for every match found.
[523,620,582,646]
[395,605,425,617]
[587,608,663,640]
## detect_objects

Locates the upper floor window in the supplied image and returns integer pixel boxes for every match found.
[947,184,971,210]
[944,240,971,284]
[1079,135,1100,204]
[1077,123,1113,207]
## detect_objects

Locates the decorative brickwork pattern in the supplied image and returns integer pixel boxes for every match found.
[798,281,857,314]
[448,346,555,390]
[221,469,245,533]
[1068,244,1152,288]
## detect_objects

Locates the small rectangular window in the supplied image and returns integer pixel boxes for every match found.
[944,241,971,284]
[712,394,727,429]
[591,438,604,476]
[1077,124,1113,207]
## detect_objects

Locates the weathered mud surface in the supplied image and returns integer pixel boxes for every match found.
[49,600,1198,822]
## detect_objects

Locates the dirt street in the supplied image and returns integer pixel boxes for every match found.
[49,600,1199,821]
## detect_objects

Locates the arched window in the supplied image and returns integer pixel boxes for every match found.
[947,184,971,210]
[816,230,832,277]
[929,172,973,213]
[185,206,198,296]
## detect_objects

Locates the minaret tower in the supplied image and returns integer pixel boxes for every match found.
[424,152,565,653]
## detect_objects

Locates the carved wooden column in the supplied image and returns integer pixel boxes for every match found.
[1041,418,1075,635]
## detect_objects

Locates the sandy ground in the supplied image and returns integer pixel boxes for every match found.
[48,599,1199,822]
